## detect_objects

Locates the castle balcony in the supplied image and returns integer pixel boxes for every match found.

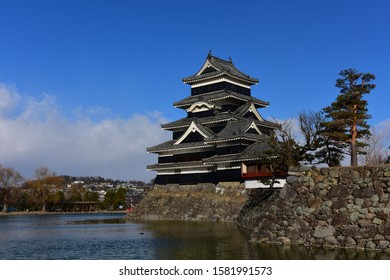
[241,170,275,178]
[241,162,287,188]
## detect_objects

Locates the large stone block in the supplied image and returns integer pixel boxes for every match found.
[329,169,340,178]
[341,225,360,237]
[285,226,300,239]
[327,185,350,197]
[376,210,389,221]
[307,194,323,208]
[313,225,336,238]
[344,237,357,247]
[332,199,347,209]
[279,184,298,202]
[365,241,377,250]
[261,219,278,230]
[378,240,390,250]
[277,237,291,245]
[353,186,376,198]
[314,175,326,183]
[373,217,383,225]
[332,213,350,227]
[286,176,299,184]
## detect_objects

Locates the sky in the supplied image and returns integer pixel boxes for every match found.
[0,0,389,182]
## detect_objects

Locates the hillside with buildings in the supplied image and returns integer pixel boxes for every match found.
[1,175,152,213]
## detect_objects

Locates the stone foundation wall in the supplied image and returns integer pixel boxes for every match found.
[242,165,390,251]
[126,182,247,222]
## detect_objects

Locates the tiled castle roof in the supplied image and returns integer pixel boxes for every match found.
[203,141,272,164]
[161,111,237,130]
[162,102,278,130]
[182,54,259,85]
[173,90,269,108]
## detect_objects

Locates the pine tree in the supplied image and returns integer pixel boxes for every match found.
[321,68,375,167]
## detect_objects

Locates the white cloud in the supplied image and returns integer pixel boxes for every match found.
[0,83,21,114]
[375,119,390,149]
[0,83,170,181]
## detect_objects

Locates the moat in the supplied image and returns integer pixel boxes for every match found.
[0,213,389,260]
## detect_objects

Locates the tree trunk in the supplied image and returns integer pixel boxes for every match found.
[350,102,358,167]
[42,193,46,212]
[351,124,358,167]
[2,194,7,213]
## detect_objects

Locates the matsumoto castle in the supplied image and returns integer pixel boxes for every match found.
[147,52,282,186]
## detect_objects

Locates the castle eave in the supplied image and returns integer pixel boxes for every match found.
[147,143,215,153]
[173,90,269,109]
[147,161,210,171]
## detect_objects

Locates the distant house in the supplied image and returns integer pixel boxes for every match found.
[147,53,281,186]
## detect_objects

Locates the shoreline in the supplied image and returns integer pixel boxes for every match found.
[0,210,128,216]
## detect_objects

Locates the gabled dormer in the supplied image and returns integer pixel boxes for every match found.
[236,102,265,122]
[245,121,263,135]
[174,121,214,145]
[196,59,219,76]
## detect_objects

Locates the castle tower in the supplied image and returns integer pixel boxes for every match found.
[147,53,279,185]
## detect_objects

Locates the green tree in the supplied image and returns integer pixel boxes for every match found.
[84,190,100,202]
[322,68,375,167]
[0,164,24,212]
[103,189,115,209]
[103,188,126,210]
[314,135,345,167]
[113,187,126,208]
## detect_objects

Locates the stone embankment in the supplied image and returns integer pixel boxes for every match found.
[126,182,247,222]
[239,165,390,251]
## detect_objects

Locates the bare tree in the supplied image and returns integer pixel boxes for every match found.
[298,111,327,164]
[269,117,301,169]
[269,111,346,168]
[32,167,64,212]
[361,128,389,165]
[0,164,23,212]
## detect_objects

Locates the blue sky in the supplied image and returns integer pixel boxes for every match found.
[1,0,389,181]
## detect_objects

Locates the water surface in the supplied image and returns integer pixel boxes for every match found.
[0,213,389,260]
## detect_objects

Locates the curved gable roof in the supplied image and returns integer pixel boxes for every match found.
[174,120,215,145]
[235,102,265,121]
[182,54,259,85]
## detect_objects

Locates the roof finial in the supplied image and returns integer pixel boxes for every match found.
[229,56,233,63]
[208,49,212,57]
